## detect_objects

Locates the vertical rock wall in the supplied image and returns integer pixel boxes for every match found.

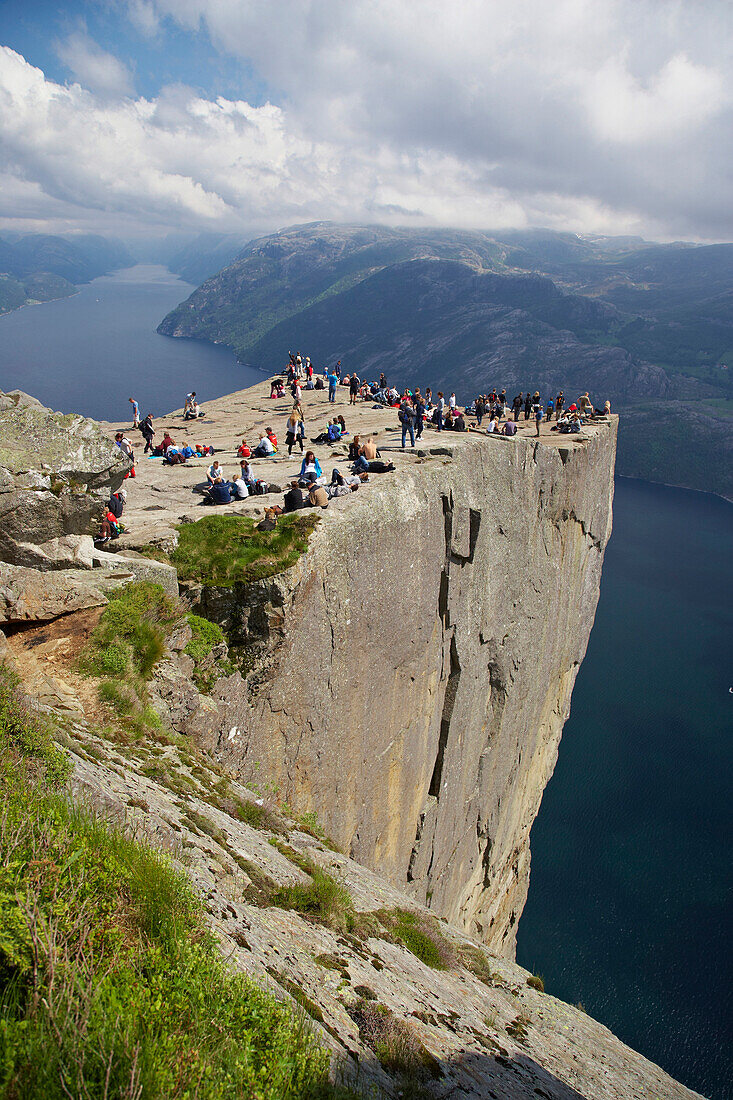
[210,423,616,956]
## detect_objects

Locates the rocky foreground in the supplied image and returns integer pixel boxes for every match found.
[0,384,702,1098]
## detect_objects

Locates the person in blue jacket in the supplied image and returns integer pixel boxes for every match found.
[299,451,323,484]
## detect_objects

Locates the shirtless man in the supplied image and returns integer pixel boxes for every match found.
[361,436,379,460]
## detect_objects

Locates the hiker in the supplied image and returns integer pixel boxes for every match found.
[207,478,232,505]
[454,411,467,432]
[349,373,360,405]
[556,391,564,417]
[207,460,224,485]
[129,397,139,428]
[327,367,338,403]
[475,395,486,427]
[230,472,249,499]
[141,413,155,453]
[436,392,445,431]
[502,419,517,437]
[348,435,362,460]
[353,457,395,474]
[284,480,308,512]
[285,408,304,455]
[108,488,126,518]
[299,451,323,484]
[512,393,523,421]
[534,398,544,437]
[399,395,415,448]
[253,433,275,457]
[414,393,426,439]
[546,397,554,421]
[237,439,251,458]
[524,392,532,420]
[308,484,329,508]
[361,437,379,460]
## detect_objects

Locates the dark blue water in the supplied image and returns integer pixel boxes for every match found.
[0,265,262,421]
[517,476,733,1099]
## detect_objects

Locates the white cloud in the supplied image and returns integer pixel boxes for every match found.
[55,30,135,98]
[1,0,732,240]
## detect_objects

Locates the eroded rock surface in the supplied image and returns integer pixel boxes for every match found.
[0,389,130,564]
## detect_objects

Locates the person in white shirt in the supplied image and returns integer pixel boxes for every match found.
[449,392,456,410]
[253,434,275,457]
[230,476,249,499]
[207,460,223,485]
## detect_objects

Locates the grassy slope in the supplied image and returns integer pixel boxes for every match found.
[0,664,345,1100]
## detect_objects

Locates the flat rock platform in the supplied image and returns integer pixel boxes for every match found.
[103,379,616,552]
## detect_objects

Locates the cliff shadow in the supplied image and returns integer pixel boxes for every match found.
[436,1050,589,1099]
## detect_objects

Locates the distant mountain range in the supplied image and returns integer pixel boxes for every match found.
[0,234,132,315]
[157,223,733,498]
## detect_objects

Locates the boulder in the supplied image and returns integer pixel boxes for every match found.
[92,549,179,597]
[0,562,128,624]
[11,535,96,571]
[0,390,130,564]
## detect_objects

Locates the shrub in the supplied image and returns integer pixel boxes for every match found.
[348,998,441,1081]
[527,973,545,993]
[376,908,453,970]
[0,663,69,785]
[184,613,224,664]
[81,581,182,682]
[273,868,355,933]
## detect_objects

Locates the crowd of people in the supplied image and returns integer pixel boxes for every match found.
[106,364,610,540]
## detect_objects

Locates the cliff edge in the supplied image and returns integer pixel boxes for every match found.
[197,410,616,955]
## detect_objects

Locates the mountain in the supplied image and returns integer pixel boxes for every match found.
[158,223,733,498]
[165,232,250,286]
[0,233,132,314]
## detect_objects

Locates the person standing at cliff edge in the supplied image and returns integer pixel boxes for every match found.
[327,368,338,403]
[399,394,416,448]
[129,397,139,428]
[436,392,445,431]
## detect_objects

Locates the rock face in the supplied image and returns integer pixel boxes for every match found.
[205,423,617,956]
[0,389,130,564]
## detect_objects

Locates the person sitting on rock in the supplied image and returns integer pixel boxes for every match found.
[165,442,186,464]
[348,434,361,461]
[161,431,174,451]
[207,460,224,485]
[240,460,257,491]
[107,488,126,518]
[327,419,342,443]
[237,439,251,458]
[454,411,467,432]
[361,436,379,460]
[308,484,329,508]
[253,433,275,458]
[502,419,518,437]
[206,477,232,504]
[230,473,249,500]
[299,451,323,484]
[284,479,308,512]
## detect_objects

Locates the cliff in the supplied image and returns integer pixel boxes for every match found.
[197,420,616,955]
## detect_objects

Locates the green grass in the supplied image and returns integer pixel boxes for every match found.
[171,513,319,587]
[81,581,181,680]
[79,582,185,739]
[185,613,224,662]
[376,909,453,970]
[273,868,356,934]
[0,666,346,1100]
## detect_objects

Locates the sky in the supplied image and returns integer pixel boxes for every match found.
[0,0,731,243]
